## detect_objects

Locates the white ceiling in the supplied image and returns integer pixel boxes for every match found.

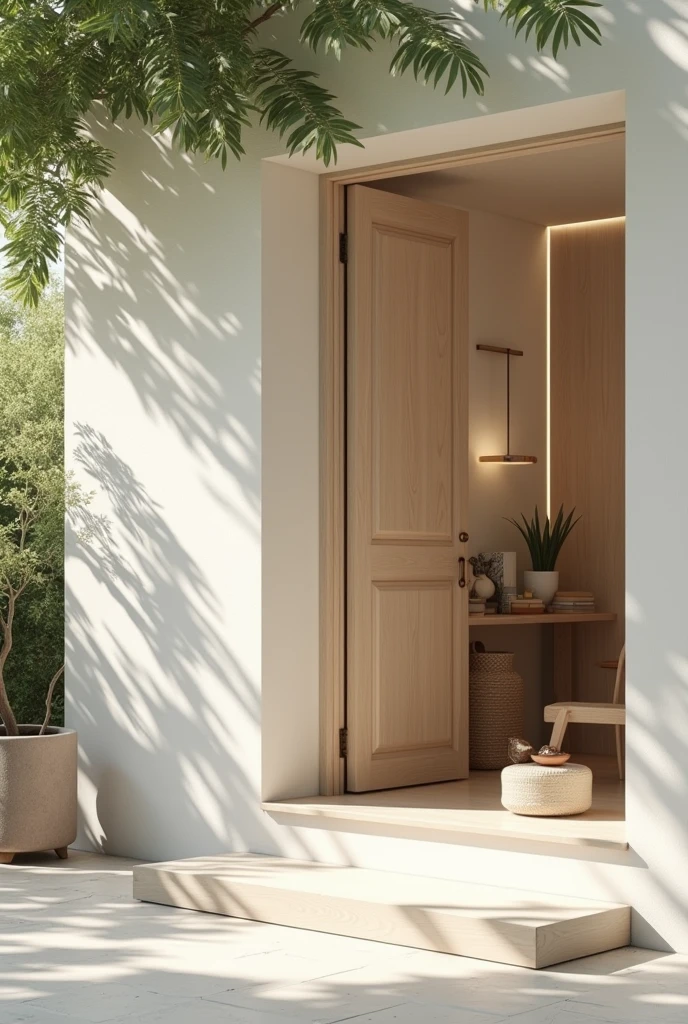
[371,134,625,226]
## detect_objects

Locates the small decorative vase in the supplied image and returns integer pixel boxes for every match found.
[523,570,559,606]
[472,574,495,601]
[470,552,515,610]
[469,644,524,770]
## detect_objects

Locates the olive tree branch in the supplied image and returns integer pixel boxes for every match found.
[0,588,19,736]
[39,663,65,736]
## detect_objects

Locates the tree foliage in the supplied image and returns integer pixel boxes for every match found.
[0,281,68,732]
[0,1,603,303]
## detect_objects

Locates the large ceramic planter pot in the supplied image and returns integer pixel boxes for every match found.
[0,726,77,864]
[523,570,559,607]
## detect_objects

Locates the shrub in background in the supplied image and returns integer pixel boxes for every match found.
[0,282,65,727]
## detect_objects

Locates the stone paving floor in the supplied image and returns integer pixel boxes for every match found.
[0,851,686,1023]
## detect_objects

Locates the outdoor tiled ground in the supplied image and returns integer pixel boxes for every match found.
[0,851,686,1022]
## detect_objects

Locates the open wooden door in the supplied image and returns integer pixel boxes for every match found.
[346,185,469,792]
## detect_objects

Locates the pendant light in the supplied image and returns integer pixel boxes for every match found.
[477,344,537,464]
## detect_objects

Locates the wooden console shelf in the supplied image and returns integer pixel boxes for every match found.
[470,612,616,627]
[470,611,617,704]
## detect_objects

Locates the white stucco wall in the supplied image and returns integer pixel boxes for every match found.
[67,2,688,950]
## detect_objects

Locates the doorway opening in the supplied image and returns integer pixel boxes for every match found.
[269,124,626,852]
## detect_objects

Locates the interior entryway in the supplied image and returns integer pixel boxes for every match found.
[340,129,625,803]
[274,123,627,849]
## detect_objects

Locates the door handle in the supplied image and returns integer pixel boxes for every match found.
[459,532,469,543]
[458,557,467,588]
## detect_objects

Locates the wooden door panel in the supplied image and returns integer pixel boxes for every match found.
[374,582,454,754]
[347,185,469,792]
[373,228,453,543]
[369,545,463,578]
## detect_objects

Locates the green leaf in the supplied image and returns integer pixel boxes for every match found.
[302,0,488,96]
[252,48,363,164]
[500,1,602,58]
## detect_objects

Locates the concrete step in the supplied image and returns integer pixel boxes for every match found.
[133,853,630,970]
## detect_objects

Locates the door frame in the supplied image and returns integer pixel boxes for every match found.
[319,122,625,796]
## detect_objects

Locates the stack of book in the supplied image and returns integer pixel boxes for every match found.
[508,596,546,615]
[549,591,595,613]
[469,598,486,616]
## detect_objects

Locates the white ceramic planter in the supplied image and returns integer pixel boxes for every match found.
[0,726,77,863]
[524,570,559,606]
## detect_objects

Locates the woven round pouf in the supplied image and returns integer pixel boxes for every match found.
[501,763,593,816]
[469,646,524,770]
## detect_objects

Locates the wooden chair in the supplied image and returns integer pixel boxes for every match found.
[544,646,626,780]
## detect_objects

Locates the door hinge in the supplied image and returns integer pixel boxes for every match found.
[339,727,348,758]
[339,232,348,264]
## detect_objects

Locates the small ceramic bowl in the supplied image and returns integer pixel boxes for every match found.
[531,752,571,766]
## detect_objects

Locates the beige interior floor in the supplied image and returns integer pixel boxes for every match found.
[264,754,626,852]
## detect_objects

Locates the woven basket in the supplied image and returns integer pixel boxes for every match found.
[501,763,593,816]
[469,645,524,770]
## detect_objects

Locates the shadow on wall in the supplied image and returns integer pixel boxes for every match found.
[64,118,325,864]
[68,425,260,859]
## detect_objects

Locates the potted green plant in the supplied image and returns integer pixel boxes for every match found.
[505,505,580,606]
[0,287,79,864]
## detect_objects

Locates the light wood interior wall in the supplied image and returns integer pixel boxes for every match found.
[550,219,625,754]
